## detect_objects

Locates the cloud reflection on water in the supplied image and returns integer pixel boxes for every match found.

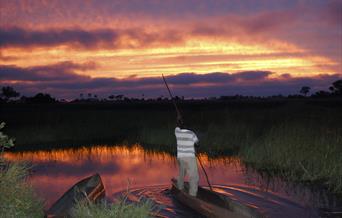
[3,145,243,208]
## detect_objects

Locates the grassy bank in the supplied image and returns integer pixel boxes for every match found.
[0,119,156,218]
[0,158,155,218]
[0,159,44,218]
[72,199,154,218]
[1,99,342,193]
[241,122,342,193]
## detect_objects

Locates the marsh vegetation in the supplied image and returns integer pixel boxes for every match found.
[1,99,342,194]
[72,198,154,218]
[0,160,44,218]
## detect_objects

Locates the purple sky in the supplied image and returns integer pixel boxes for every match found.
[0,0,341,99]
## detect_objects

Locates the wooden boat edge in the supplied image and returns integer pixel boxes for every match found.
[171,178,266,218]
[46,173,105,218]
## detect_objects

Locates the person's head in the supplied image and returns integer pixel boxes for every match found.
[177,118,184,129]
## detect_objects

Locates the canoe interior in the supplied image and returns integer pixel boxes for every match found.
[46,173,105,218]
[171,178,265,218]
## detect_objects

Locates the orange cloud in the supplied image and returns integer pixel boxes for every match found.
[0,0,340,97]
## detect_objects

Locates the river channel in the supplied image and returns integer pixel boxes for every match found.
[4,145,339,217]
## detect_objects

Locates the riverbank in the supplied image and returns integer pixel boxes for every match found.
[240,122,342,194]
[0,158,154,218]
[0,159,44,217]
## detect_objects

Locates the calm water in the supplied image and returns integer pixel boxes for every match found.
[4,145,338,217]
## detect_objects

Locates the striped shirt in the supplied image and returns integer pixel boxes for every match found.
[175,127,199,158]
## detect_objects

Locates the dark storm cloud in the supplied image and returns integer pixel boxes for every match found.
[0,6,313,50]
[0,0,300,25]
[165,71,272,85]
[0,62,95,81]
[171,74,342,97]
[233,71,272,80]
[166,73,234,85]
[1,62,340,99]
[0,27,184,49]
[0,28,119,48]
[0,11,296,49]
[0,62,272,86]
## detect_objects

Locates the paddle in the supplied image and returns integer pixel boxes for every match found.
[162,74,213,191]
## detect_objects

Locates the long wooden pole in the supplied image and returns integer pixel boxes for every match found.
[162,74,213,191]
[162,74,181,119]
[197,155,213,191]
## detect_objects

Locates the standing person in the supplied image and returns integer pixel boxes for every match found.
[175,116,199,197]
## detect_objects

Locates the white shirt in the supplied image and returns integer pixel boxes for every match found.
[175,127,199,158]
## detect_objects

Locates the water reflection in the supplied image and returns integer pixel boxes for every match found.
[3,145,337,217]
[3,145,241,207]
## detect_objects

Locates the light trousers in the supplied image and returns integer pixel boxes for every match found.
[177,156,199,196]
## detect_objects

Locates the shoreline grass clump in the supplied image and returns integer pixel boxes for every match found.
[0,122,44,218]
[71,198,155,218]
[240,122,342,193]
[0,159,44,218]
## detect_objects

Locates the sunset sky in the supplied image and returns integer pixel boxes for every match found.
[0,0,341,99]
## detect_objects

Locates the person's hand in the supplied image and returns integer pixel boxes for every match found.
[177,114,182,122]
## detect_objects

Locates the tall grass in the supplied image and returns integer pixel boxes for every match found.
[71,197,154,218]
[1,100,286,149]
[2,100,342,193]
[0,159,44,218]
[0,119,157,218]
[0,158,156,218]
[241,123,342,193]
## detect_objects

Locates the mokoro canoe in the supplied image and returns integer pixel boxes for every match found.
[171,178,265,218]
[46,173,105,218]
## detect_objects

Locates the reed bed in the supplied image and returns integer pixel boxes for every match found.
[2,99,342,193]
[71,200,154,218]
[0,159,44,218]
[240,122,342,193]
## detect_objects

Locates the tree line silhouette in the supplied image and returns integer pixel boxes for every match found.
[1,80,341,104]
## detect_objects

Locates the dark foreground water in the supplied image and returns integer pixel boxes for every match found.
[4,145,339,217]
